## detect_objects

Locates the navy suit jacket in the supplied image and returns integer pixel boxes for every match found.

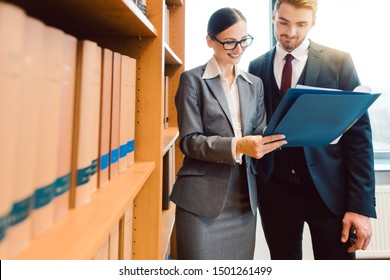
[248,41,376,218]
[171,63,266,218]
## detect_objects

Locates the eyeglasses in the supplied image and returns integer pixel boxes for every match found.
[211,35,254,50]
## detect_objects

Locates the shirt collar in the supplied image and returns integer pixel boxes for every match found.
[275,38,310,63]
[202,55,253,84]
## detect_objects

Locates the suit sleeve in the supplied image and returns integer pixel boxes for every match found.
[338,53,376,217]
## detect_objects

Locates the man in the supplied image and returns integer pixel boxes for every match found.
[248,0,376,259]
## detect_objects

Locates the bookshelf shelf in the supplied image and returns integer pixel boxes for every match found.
[15,162,155,260]
[8,0,157,38]
[3,0,185,260]
[164,43,183,65]
[163,127,180,155]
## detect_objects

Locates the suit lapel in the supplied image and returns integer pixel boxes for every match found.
[204,77,234,130]
[304,41,322,86]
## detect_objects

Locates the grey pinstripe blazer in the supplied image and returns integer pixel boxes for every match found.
[170,63,267,218]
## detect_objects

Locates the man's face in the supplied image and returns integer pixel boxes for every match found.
[273,3,316,52]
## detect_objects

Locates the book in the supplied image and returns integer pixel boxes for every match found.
[127,57,136,167]
[31,25,64,238]
[71,40,99,208]
[88,46,102,194]
[162,146,175,210]
[263,86,381,147]
[109,52,121,180]
[92,236,109,260]
[108,222,119,260]
[0,1,26,259]
[123,203,134,259]
[119,55,131,173]
[53,33,77,221]
[7,16,44,258]
[98,48,113,188]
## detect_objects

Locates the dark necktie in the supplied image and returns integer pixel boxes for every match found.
[280,54,294,96]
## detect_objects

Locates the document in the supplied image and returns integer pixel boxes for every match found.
[263,85,381,147]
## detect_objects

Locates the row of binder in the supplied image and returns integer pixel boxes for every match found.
[0,2,136,259]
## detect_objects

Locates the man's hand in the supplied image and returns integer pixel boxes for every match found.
[341,211,372,253]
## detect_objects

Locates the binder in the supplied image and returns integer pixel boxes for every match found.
[32,25,64,237]
[98,48,113,188]
[54,33,77,221]
[127,57,136,168]
[0,1,26,259]
[8,16,45,258]
[109,52,121,180]
[263,87,381,147]
[71,40,98,208]
[118,55,131,173]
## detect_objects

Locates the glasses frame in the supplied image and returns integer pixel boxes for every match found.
[211,35,254,50]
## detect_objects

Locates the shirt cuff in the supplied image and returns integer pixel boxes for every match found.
[232,137,243,164]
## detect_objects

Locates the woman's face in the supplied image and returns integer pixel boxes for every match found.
[207,20,249,67]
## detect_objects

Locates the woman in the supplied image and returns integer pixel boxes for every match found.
[171,7,286,260]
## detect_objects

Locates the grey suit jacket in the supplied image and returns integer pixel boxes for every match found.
[248,40,376,218]
[171,63,266,218]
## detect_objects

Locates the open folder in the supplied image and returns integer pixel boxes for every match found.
[263,86,381,147]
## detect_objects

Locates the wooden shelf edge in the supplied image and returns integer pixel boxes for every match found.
[162,127,179,155]
[6,0,157,37]
[160,204,176,259]
[15,161,155,260]
[122,0,157,36]
[164,42,183,65]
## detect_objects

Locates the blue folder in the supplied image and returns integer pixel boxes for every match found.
[263,87,381,147]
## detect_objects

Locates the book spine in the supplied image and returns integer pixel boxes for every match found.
[89,46,102,194]
[109,222,119,260]
[109,52,121,180]
[32,25,64,238]
[127,57,137,167]
[98,49,113,188]
[7,16,45,258]
[53,33,77,221]
[123,204,134,259]
[71,40,98,208]
[0,1,26,259]
[119,55,131,173]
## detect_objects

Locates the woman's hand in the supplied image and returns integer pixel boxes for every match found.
[236,134,287,159]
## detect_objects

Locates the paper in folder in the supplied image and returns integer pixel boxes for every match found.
[263,86,381,147]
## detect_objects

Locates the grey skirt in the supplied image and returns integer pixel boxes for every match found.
[175,164,256,260]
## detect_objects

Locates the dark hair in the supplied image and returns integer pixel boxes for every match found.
[207,7,246,38]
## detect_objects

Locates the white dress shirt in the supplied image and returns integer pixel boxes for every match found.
[274,38,310,89]
[202,56,253,163]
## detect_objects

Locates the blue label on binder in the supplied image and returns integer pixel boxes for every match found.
[127,139,135,153]
[119,143,128,158]
[90,159,98,176]
[34,182,55,209]
[77,165,91,186]
[100,153,109,170]
[111,148,119,164]
[0,214,8,240]
[55,173,70,196]
[8,195,34,226]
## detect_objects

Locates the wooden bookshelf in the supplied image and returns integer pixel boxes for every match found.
[161,204,176,259]
[15,162,154,260]
[4,0,185,260]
